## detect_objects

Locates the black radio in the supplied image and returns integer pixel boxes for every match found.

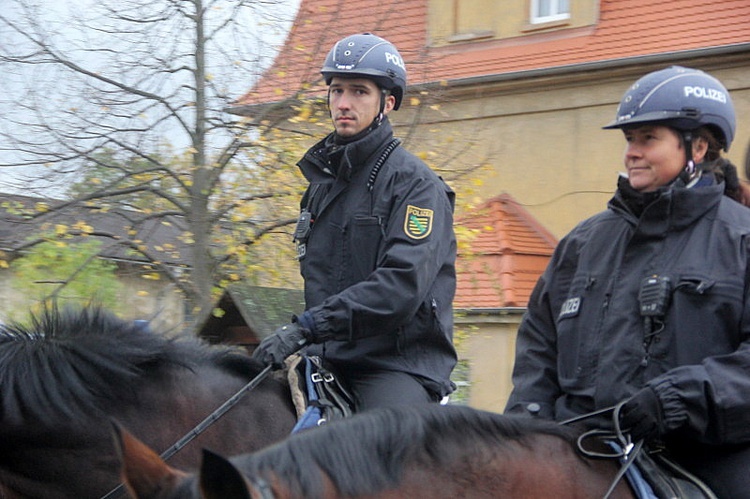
[638,275,671,317]
[294,210,313,243]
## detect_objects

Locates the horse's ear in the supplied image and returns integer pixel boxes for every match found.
[111,421,187,498]
[199,449,252,499]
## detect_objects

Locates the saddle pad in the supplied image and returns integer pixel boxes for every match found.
[624,461,658,499]
[284,353,308,419]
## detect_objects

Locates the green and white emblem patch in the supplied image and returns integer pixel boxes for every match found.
[404,205,433,240]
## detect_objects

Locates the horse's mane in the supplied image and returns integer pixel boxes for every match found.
[236,403,578,497]
[0,305,261,426]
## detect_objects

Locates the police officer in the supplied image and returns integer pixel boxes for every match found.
[505,66,750,496]
[253,33,458,411]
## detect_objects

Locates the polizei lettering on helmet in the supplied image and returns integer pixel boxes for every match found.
[385,52,405,70]
[684,86,727,104]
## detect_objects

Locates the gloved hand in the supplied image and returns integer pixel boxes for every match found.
[252,322,311,369]
[618,387,664,442]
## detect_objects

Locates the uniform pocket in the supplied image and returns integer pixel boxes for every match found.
[346,215,383,283]
[555,273,598,384]
[667,272,744,355]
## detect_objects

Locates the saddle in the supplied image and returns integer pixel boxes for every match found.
[632,447,718,499]
[570,405,718,499]
[285,354,356,433]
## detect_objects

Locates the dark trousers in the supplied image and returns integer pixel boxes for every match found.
[669,441,750,499]
[338,367,437,412]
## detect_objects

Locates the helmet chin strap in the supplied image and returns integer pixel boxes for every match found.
[678,131,697,184]
[375,88,387,125]
[364,89,388,131]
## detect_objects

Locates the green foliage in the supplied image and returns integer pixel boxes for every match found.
[10,239,124,318]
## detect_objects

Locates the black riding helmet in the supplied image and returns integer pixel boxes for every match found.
[603,66,736,181]
[603,66,735,150]
[321,33,407,111]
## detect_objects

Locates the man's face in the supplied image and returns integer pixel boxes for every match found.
[328,77,395,137]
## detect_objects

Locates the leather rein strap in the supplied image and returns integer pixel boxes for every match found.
[560,402,642,499]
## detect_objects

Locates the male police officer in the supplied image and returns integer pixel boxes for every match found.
[253,33,457,411]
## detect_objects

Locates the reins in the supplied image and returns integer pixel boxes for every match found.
[561,402,643,499]
[563,404,718,499]
[100,363,274,499]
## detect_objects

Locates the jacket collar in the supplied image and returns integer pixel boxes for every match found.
[609,173,724,235]
[299,117,394,182]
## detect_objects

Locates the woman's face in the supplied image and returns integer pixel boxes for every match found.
[622,125,688,192]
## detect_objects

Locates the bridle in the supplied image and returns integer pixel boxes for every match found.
[100,364,274,499]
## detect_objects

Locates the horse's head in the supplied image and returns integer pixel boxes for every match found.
[114,423,261,499]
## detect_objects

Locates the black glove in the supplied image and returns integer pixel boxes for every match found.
[252,322,310,369]
[618,387,664,442]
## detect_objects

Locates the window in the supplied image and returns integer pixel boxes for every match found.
[531,0,570,24]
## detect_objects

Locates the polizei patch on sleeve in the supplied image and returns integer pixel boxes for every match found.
[558,297,581,320]
[404,205,434,239]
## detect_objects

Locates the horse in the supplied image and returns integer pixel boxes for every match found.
[115,403,636,499]
[0,305,297,499]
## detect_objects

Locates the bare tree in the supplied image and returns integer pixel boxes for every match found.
[0,0,304,321]
[0,0,491,328]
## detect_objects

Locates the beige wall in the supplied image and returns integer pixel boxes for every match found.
[395,60,750,240]
[455,310,524,412]
[427,0,599,45]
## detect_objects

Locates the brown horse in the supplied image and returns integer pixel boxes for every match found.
[0,306,297,499]
[116,403,636,499]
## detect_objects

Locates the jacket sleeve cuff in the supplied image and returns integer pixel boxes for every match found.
[294,311,317,337]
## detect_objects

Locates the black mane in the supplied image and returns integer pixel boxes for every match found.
[0,306,259,426]
[234,403,577,497]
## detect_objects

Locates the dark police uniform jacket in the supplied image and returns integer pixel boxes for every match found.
[297,118,457,398]
[506,175,750,448]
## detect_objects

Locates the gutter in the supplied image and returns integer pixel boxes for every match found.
[415,42,750,91]
[455,307,527,316]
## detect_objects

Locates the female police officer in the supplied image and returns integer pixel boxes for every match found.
[505,66,750,497]
[253,33,457,411]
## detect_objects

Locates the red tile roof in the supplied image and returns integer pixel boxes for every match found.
[455,194,557,309]
[236,0,750,107]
